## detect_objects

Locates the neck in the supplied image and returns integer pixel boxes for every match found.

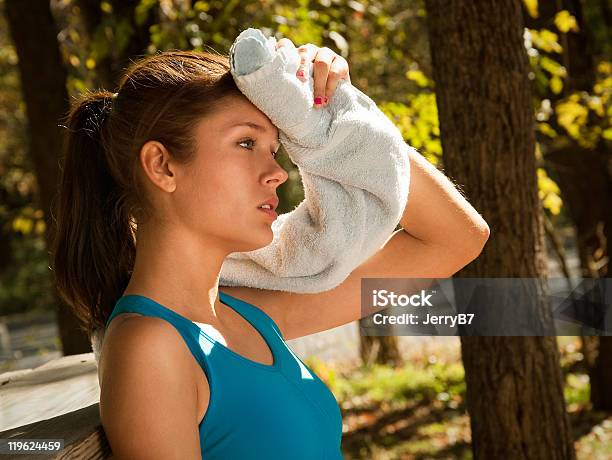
[123,219,232,325]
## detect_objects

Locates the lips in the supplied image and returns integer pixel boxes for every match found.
[258,206,278,220]
[257,196,279,211]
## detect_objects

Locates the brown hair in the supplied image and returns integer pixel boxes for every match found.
[50,50,242,338]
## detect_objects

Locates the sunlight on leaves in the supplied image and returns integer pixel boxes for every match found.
[537,168,563,215]
[523,0,538,18]
[406,69,429,88]
[556,97,589,138]
[554,10,579,34]
[537,122,558,138]
[539,56,567,78]
[529,29,563,53]
[550,75,563,94]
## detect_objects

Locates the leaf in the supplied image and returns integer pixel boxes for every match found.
[537,122,558,138]
[554,10,579,33]
[537,168,563,215]
[550,76,563,94]
[100,1,113,14]
[530,29,563,53]
[587,96,604,117]
[12,216,33,235]
[405,69,429,88]
[540,56,567,77]
[193,1,210,13]
[523,0,538,18]
[556,99,589,138]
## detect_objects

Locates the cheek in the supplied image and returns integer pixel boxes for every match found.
[179,166,249,225]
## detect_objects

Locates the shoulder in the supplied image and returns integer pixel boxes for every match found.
[99,315,201,459]
[100,314,193,375]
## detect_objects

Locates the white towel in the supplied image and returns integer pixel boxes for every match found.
[218,27,412,293]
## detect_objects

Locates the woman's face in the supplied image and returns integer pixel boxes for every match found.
[170,93,289,253]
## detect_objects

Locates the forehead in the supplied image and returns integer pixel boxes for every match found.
[214,94,279,136]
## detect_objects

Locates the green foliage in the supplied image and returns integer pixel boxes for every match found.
[135,0,158,26]
[379,94,441,166]
[331,361,466,407]
[564,373,590,408]
[303,355,338,389]
[524,9,610,218]
[553,62,611,149]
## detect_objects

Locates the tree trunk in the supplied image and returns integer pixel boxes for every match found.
[424,1,575,458]
[523,0,612,410]
[359,331,404,367]
[5,0,91,355]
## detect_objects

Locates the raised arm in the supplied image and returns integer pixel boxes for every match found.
[221,146,489,340]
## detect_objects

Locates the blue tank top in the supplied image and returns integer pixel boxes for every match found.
[105,291,344,459]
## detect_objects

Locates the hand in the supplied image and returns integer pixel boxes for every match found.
[275,39,351,108]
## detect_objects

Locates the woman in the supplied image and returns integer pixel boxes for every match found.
[51,33,489,459]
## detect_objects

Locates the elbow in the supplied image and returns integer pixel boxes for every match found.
[449,218,490,264]
[465,220,490,260]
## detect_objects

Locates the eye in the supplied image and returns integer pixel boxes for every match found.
[238,137,278,159]
[238,137,256,150]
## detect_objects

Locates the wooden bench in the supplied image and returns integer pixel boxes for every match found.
[0,353,111,458]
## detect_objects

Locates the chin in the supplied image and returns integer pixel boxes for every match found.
[234,229,274,253]
[255,227,274,248]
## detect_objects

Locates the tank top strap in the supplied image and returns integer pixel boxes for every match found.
[105,295,210,372]
[218,290,285,343]
[105,292,285,365]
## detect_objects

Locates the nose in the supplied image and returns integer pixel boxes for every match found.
[264,162,289,186]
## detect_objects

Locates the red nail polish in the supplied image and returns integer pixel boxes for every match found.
[297,70,305,77]
[324,97,329,104]
[314,97,322,105]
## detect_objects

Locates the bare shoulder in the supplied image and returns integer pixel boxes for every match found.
[99,314,190,382]
[99,315,201,460]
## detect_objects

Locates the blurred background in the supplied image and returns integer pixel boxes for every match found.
[0,0,610,458]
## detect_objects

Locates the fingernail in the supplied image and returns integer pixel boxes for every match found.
[323,96,329,105]
[314,96,323,105]
[297,70,305,77]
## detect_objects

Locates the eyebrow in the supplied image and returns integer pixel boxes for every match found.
[226,121,281,148]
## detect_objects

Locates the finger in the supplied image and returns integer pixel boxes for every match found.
[312,47,335,107]
[296,44,317,81]
[323,56,350,106]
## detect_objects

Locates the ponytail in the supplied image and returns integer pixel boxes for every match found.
[51,90,135,339]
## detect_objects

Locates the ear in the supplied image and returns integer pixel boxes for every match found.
[139,140,177,193]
